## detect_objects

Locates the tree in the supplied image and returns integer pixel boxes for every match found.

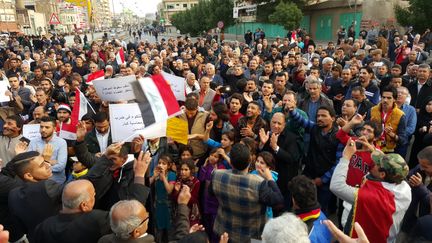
[268,1,303,31]
[395,0,432,33]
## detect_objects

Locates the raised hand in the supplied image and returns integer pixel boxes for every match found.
[177,185,191,205]
[105,142,124,156]
[408,173,423,187]
[342,138,357,160]
[42,144,54,162]
[14,141,28,155]
[263,95,273,111]
[206,120,214,131]
[258,166,273,181]
[133,151,151,177]
[259,128,270,145]
[270,133,279,151]
[76,121,87,142]
[219,232,229,243]
[131,135,145,153]
[324,220,369,243]
[189,224,205,234]
[350,113,364,125]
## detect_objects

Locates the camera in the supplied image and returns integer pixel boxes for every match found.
[355,141,363,150]
[219,85,231,94]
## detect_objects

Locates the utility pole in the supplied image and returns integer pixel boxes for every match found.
[354,0,357,35]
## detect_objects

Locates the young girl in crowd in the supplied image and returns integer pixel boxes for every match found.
[204,130,234,169]
[250,151,278,219]
[198,148,226,243]
[179,145,194,162]
[150,154,176,243]
[172,159,201,226]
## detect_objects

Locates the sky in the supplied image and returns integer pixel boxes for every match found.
[111,0,162,17]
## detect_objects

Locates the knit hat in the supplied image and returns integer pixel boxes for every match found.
[57,103,71,114]
[371,150,409,184]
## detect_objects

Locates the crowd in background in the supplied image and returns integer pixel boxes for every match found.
[0,23,431,243]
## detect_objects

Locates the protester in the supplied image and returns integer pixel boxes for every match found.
[1,23,431,243]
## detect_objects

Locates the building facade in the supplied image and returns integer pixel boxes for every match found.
[92,0,112,29]
[158,0,199,27]
[0,0,20,32]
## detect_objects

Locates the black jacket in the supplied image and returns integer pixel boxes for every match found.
[304,124,338,178]
[408,79,432,109]
[84,128,113,154]
[234,116,268,142]
[8,180,63,242]
[75,142,150,211]
[261,129,302,196]
[0,166,23,241]
[33,210,111,243]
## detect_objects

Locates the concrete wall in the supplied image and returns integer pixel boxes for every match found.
[362,0,397,24]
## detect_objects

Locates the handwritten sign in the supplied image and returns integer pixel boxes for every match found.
[109,103,146,142]
[0,81,10,102]
[93,75,136,102]
[23,124,41,140]
[162,71,185,101]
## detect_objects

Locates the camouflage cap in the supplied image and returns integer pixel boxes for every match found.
[371,150,409,184]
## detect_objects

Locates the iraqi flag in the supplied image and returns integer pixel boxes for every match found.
[71,88,95,121]
[116,47,126,65]
[86,70,104,85]
[59,88,95,140]
[350,180,411,242]
[58,122,78,140]
[134,74,181,126]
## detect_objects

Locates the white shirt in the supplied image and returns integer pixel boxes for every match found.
[96,128,110,153]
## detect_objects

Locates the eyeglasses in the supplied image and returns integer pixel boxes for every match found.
[129,216,149,235]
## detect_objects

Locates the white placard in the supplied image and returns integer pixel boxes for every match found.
[93,75,136,102]
[0,81,10,102]
[109,103,145,142]
[162,71,186,101]
[22,124,41,140]
[137,121,167,140]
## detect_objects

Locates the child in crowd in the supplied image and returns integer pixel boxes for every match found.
[67,156,88,181]
[198,148,226,243]
[250,151,278,219]
[172,159,201,226]
[150,154,176,243]
[204,131,234,169]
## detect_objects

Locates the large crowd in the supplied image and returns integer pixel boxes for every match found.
[0,24,431,243]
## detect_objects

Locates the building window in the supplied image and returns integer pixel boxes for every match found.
[176,4,179,6]
[167,4,174,9]
[183,3,187,8]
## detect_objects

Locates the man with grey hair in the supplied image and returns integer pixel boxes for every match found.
[98,200,154,243]
[205,63,224,88]
[320,57,334,81]
[261,213,310,243]
[33,180,110,243]
[298,78,333,123]
[396,86,417,158]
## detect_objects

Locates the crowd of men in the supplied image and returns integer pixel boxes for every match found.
[0,23,432,243]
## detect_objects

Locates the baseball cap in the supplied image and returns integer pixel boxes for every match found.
[371,150,409,184]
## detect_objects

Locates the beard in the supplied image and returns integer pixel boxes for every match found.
[41,132,53,139]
